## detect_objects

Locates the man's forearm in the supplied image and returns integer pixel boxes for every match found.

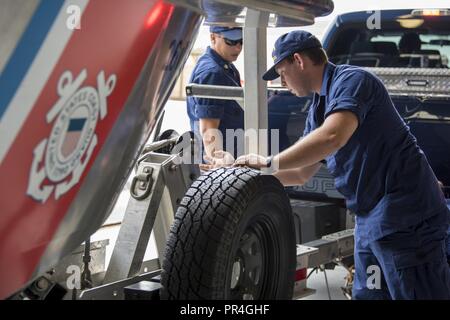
[199,119,222,158]
[273,126,342,171]
[202,132,224,158]
[272,111,358,170]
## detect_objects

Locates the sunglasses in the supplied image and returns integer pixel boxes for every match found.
[222,37,243,47]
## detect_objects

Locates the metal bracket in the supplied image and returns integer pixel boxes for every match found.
[304,229,355,267]
[103,160,165,284]
[103,153,199,286]
[80,270,161,300]
[185,83,289,101]
[296,244,319,270]
[130,166,154,200]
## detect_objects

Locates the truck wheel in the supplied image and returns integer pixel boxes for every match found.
[161,167,296,300]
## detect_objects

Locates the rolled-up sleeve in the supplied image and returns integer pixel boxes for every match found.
[325,70,372,126]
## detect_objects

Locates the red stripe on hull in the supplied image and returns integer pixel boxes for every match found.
[0,0,174,298]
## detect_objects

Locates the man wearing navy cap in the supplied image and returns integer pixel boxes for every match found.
[187,26,244,166]
[233,30,450,299]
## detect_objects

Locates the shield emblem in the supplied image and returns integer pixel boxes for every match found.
[60,107,88,159]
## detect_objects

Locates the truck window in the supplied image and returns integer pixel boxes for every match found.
[326,12,450,68]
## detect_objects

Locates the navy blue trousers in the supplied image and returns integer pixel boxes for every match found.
[353,214,450,300]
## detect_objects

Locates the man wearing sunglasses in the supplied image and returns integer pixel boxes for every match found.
[187,26,244,167]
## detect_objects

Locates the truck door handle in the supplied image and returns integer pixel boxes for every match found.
[406,79,429,87]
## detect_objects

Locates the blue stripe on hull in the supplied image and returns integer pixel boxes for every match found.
[0,0,65,119]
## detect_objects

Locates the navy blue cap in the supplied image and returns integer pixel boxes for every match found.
[263,30,322,81]
[209,26,243,41]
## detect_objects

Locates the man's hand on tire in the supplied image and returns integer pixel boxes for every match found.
[200,150,235,171]
[233,154,269,170]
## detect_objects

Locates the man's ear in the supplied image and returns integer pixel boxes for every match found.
[293,53,305,70]
[210,33,216,44]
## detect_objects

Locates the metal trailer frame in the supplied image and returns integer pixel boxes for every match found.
[73,147,354,300]
[72,11,355,300]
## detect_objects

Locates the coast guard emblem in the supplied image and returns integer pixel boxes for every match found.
[27,69,116,202]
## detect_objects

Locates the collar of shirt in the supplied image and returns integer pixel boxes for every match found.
[312,62,336,107]
[308,62,336,127]
[319,62,337,97]
[206,46,233,70]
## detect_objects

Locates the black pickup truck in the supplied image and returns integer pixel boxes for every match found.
[268,8,450,255]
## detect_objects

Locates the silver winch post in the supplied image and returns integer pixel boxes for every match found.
[244,9,269,156]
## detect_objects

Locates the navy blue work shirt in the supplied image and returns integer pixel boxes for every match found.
[187,47,244,158]
[303,62,449,245]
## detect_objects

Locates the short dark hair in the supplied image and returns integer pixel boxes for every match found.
[285,47,328,65]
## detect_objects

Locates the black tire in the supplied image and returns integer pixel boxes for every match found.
[156,129,179,141]
[161,167,296,300]
[154,129,179,154]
